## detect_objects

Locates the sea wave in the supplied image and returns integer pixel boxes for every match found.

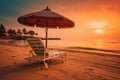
[67,47,120,53]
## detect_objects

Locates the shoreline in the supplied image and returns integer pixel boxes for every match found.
[67,47,120,53]
[0,39,119,53]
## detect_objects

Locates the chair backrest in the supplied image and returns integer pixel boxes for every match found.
[27,37,45,56]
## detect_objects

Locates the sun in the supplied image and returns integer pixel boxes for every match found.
[89,21,105,34]
[95,29,103,34]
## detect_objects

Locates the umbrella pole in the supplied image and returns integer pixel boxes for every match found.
[45,28,48,48]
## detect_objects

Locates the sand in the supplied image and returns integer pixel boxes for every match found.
[0,44,120,80]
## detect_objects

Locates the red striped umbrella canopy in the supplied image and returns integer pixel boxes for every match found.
[17,6,75,48]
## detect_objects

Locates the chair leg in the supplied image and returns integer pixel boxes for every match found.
[64,53,67,61]
[61,52,67,62]
[60,54,64,63]
[43,60,48,69]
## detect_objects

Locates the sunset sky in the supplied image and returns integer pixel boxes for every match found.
[0,0,120,42]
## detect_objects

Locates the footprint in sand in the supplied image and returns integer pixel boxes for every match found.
[10,57,18,65]
[86,67,94,73]
[13,62,17,64]
[17,54,20,56]
[43,74,48,77]
[11,55,16,57]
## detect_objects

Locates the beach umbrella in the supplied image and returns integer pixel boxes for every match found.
[17,6,74,48]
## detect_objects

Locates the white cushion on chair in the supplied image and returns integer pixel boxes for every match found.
[49,50,60,57]
[49,50,66,57]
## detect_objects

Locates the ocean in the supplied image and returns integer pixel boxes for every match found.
[48,40,120,51]
[7,39,120,53]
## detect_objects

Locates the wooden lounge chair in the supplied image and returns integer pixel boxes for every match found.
[25,37,67,69]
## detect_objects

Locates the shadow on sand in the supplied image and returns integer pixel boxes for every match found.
[0,60,62,79]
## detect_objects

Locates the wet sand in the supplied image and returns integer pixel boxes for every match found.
[0,44,120,80]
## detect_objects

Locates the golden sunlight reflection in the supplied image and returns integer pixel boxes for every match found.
[95,29,103,34]
[95,39,104,48]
